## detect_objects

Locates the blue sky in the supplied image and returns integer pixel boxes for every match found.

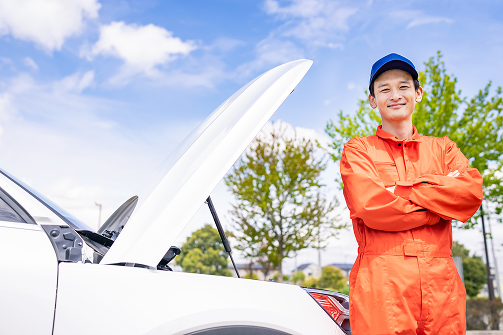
[0,0,502,275]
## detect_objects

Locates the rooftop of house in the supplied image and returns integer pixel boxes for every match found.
[327,263,353,271]
[296,263,317,271]
[295,263,353,272]
[229,263,278,271]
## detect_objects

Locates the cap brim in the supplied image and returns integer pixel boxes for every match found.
[370,60,418,89]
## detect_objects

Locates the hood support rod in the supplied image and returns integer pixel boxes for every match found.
[206,196,240,278]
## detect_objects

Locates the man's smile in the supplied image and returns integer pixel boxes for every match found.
[387,102,406,108]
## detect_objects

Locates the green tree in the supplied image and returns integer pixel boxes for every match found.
[303,277,319,288]
[178,224,232,276]
[243,272,259,280]
[467,298,503,330]
[225,123,346,282]
[273,273,290,282]
[452,241,487,297]
[464,256,487,298]
[452,241,470,260]
[323,51,503,227]
[292,270,306,285]
[318,266,347,292]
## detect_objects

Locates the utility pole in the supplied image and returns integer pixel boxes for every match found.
[317,227,322,269]
[488,215,501,297]
[95,202,102,228]
[480,202,495,301]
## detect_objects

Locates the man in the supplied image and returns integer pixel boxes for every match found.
[340,53,483,335]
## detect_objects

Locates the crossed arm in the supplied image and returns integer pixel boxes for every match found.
[385,170,460,193]
[341,137,483,232]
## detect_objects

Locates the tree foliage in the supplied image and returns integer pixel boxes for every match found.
[225,123,345,282]
[318,266,347,291]
[298,266,348,293]
[292,270,306,285]
[452,241,470,260]
[464,256,487,298]
[243,272,259,280]
[452,241,487,298]
[324,51,503,227]
[466,298,503,330]
[178,224,232,276]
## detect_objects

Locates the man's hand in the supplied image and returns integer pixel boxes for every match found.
[386,170,458,194]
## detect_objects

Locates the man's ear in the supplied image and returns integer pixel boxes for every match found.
[415,86,423,103]
[369,93,377,109]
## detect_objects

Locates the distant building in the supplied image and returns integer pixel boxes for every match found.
[294,263,354,279]
[229,263,279,281]
[296,263,322,279]
[326,263,353,277]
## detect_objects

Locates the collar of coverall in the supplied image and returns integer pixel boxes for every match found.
[376,125,422,143]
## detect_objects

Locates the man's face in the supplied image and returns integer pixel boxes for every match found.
[368,69,423,123]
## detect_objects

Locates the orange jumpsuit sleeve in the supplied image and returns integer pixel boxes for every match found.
[405,137,483,222]
[341,138,440,232]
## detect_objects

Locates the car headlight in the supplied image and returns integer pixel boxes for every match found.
[303,288,351,334]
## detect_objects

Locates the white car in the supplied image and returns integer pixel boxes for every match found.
[0,60,351,335]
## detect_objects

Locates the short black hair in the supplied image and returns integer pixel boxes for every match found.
[369,78,420,97]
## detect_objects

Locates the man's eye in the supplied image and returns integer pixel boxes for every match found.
[400,86,409,89]
[381,89,390,93]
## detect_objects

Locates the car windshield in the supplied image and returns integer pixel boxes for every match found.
[0,167,95,232]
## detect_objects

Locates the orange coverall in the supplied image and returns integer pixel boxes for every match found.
[341,126,483,335]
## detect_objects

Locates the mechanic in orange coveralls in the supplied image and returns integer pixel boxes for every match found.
[340,53,483,335]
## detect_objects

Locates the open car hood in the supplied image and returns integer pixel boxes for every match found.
[102,59,313,267]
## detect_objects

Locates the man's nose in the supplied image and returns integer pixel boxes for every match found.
[390,89,401,101]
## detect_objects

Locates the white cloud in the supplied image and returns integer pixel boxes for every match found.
[0,57,15,71]
[264,0,326,19]
[0,0,100,51]
[156,67,227,89]
[95,120,116,129]
[262,0,358,48]
[236,0,357,77]
[0,93,15,143]
[85,21,196,84]
[23,57,38,70]
[0,72,192,229]
[236,37,304,79]
[0,74,29,145]
[390,10,453,30]
[54,70,95,93]
[0,92,15,120]
[204,37,245,53]
[407,16,453,29]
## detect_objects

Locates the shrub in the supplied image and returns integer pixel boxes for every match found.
[244,272,259,280]
[319,266,346,292]
[292,271,306,285]
[466,297,503,330]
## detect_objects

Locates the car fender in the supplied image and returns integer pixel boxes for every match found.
[54,263,341,335]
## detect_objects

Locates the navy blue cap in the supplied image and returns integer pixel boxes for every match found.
[369,53,418,90]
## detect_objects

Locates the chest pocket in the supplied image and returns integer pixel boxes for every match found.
[375,162,399,187]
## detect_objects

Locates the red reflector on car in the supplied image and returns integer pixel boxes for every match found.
[310,293,342,321]
[303,288,350,333]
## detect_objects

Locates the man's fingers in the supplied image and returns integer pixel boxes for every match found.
[386,186,395,193]
[447,170,460,178]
